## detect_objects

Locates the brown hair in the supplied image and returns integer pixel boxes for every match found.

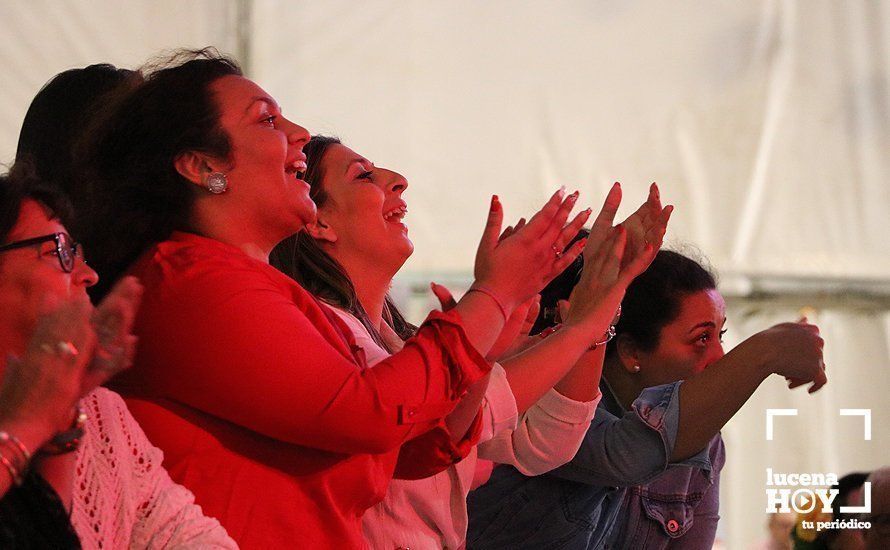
[270,136,415,352]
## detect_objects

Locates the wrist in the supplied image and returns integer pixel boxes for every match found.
[0,421,46,486]
[467,282,517,321]
[0,418,55,457]
[734,333,775,380]
[563,304,622,349]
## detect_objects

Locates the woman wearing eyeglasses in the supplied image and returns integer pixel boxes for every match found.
[0,164,236,548]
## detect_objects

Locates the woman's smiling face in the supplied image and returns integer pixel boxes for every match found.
[314,143,414,268]
[209,75,314,238]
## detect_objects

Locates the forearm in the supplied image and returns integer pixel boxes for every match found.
[452,291,510,358]
[444,374,491,442]
[553,347,604,403]
[672,345,769,460]
[500,324,593,413]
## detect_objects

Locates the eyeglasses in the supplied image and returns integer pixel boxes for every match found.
[0,232,83,273]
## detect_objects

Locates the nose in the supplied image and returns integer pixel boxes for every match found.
[385,169,409,195]
[74,259,99,288]
[280,115,310,150]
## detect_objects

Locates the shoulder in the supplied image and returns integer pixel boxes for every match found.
[131,233,322,318]
[81,388,162,468]
[82,386,128,420]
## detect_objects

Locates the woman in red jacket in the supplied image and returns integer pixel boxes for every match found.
[80,49,589,548]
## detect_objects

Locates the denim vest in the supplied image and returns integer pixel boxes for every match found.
[467,380,725,549]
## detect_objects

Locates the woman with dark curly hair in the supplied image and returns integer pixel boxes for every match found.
[80,48,591,548]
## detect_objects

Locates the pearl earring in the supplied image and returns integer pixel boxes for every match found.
[632,364,641,373]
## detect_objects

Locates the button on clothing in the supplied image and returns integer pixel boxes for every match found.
[327,308,598,550]
[111,232,492,549]
[467,380,725,549]
[667,519,680,533]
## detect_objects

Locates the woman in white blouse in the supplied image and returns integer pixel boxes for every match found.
[270,136,671,549]
[0,164,236,549]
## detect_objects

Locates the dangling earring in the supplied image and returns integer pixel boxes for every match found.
[632,364,641,373]
[205,172,228,194]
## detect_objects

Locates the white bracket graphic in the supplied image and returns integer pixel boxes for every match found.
[840,482,872,513]
[839,409,872,441]
[766,409,798,441]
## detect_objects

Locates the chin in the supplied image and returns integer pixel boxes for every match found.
[396,238,414,260]
[295,200,318,226]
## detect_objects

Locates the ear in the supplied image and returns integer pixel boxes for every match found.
[174,151,227,189]
[615,334,643,374]
[304,217,338,244]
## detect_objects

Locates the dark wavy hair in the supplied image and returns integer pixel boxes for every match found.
[270,136,415,352]
[16,64,140,243]
[79,48,242,300]
[534,240,717,357]
[0,162,72,246]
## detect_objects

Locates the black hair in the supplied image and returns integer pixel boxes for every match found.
[0,162,72,246]
[79,48,242,300]
[534,239,717,357]
[16,64,139,227]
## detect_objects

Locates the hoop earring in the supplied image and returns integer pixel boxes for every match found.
[205,172,228,194]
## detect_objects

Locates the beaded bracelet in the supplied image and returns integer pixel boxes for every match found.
[40,405,88,456]
[467,284,509,323]
[588,325,617,350]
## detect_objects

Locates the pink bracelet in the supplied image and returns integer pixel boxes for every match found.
[467,284,509,323]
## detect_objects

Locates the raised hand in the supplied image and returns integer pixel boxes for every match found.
[82,276,143,392]
[0,297,97,451]
[750,320,827,393]
[563,184,670,338]
[487,295,539,361]
[617,182,673,271]
[432,282,538,362]
[473,189,592,315]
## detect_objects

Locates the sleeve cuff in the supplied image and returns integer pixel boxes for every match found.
[478,363,519,442]
[393,412,484,479]
[536,388,600,424]
[417,309,494,393]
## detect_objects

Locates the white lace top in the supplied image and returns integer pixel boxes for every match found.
[70,388,237,549]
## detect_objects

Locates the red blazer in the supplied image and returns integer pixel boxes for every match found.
[112,232,490,548]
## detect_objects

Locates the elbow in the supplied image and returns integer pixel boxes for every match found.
[510,443,582,476]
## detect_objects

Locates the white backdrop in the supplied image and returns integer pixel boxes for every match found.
[1,1,887,548]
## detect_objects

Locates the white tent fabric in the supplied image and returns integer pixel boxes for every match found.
[0,0,239,164]
[0,1,887,548]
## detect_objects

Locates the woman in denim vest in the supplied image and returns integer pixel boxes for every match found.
[468,248,827,549]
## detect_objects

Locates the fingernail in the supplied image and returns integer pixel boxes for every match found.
[568,191,579,202]
[491,195,499,210]
[613,181,621,188]
[584,207,593,214]
[557,185,566,198]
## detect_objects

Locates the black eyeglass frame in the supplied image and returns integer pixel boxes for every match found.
[0,232,81,273]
